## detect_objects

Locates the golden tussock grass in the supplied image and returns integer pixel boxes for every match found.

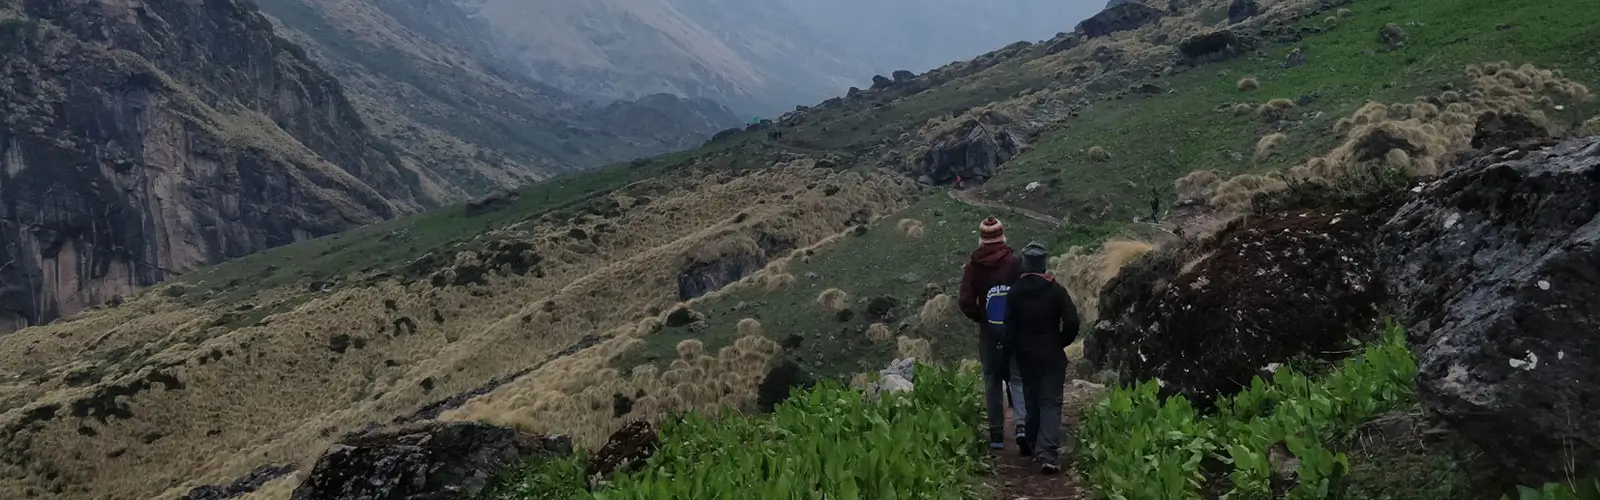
[758,272,797,291]
[1174,170,1222,203]
[917,293,958,330]
[898,218,926,239]
[1211,174,1289,212]
[1232,103,1256,116]
[1258,98,1296,120]
[1087,146,1112,162]
[1253,133,1288,162]
[1287,62,1590,186]
[1065,341,1086,362]
[1337,8,1353,17]
[737,318,764,337]
[1050,238,1157,323]
[1323,16,1337,25]
[866,323,893,343]
[1581,116,1600,136]
[816,288,850,312]
[896,336,933,361]
[1237,77,1259,92]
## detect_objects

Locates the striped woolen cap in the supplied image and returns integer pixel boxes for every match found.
[979,217,1005,244]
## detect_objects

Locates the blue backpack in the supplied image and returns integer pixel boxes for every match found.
[983,260,1022,339]
[985,283,1011,338]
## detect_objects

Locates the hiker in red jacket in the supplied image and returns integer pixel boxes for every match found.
[958,217,1029,453]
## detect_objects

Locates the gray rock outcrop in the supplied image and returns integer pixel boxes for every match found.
[1379,136,1600,483]
[916,120,1025,185]
[1077,2,1164,38]
[290,421,572,500]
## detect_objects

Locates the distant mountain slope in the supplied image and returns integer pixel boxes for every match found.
[436,0,1101,116]
[252,0,742,195]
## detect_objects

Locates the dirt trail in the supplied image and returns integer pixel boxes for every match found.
[985,406,1085,500]
[949,189,1066,228]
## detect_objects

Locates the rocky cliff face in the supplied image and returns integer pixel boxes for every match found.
[0,0,419,333]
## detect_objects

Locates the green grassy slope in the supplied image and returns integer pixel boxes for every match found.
[614,194,1070,382]
[989,0,1600,219]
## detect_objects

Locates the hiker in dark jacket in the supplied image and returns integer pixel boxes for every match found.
[1006,241,1081,475]
[958,217,1028,452]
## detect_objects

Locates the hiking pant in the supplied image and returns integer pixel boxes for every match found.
[1021,358,1067,463]
[979,335,1027,443]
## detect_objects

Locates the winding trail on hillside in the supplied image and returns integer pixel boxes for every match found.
[948,188,1066,228]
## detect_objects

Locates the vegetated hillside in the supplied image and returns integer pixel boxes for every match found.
[2,0,1598,498]
[250,0,745,196]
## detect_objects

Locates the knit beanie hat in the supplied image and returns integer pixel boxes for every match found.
[1021,241,1050,273]
[979,217,1006,245]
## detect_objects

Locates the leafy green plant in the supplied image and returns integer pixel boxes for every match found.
[1505,479,1600,500]
[480,454,589,500]
[1080,323,1417,499]
[587,362,986,499]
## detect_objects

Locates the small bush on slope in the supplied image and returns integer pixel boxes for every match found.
[1078,322,1416,499]
[590,362,985,499]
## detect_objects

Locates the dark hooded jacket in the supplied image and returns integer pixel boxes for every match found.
[1005,272,1080,368]
[958,243,1019,327]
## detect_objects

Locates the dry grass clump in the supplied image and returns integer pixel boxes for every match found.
[1210,174,1289,212]
[1258,98,1296,120]
[1287,62,1591,186]
[866,323,893,343]
[1337,8,1353,17]
[1050,238,1157,323]
[1323,16,1338,25]
[898,218,926,239]
[1232,103,1256,116]
[816,288,850,312]
[1582,116,1600,136]
[1088,146,1112,162]
[1237,77,1260,92]
[737,318,764,337]
[1174,170,1222,203]
[896,336,933,360]
[758,272,797,291]
[917,293,958,330]
[1253,133,1288,162]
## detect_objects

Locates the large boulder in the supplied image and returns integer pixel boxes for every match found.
[290,421,572,500]
[916,120,1025,185]
[586,421,659,482]
[756,359,817,412]
[1076,2,1163,38]
[1378,136,1600,483]
[1178,30,1252,63]
[1227,0,1261,24]
[1089,204,1392,403]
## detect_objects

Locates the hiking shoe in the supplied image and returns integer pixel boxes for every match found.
[1040,463,1062,475]
[989,442,1005,450]
[1017,437,1033,457]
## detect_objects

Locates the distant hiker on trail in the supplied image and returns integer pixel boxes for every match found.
[1149,187,1161,222]
[1005,240,1080,475]
[958,217,1029,453]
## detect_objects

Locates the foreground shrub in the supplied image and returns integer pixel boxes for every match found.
[1079,323,1417,499]
[593,363,985,499]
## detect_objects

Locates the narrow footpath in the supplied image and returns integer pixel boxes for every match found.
[984,406,1084,500]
